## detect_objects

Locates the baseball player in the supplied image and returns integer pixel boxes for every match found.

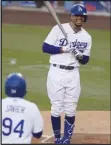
[42,4,92,144]
[2,73,44,144]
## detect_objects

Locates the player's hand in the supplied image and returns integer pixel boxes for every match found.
[61,42,72,53]
[61,47,71,53]
[71,48,83,59]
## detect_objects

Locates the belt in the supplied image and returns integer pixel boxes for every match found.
[53,64,75,70]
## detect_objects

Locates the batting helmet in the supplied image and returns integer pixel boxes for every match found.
[5,73,26,98]
[70,4,87,22]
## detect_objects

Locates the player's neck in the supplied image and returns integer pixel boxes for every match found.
[69,22,82,33]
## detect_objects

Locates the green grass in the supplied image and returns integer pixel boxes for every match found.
[2,24,110,110]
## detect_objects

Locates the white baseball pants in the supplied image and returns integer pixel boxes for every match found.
[47,64,81,117]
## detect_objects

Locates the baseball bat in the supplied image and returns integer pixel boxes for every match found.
[43,1,67,39]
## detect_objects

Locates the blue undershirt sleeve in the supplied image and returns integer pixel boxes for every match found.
[42,42,61,54]
[32,131,43,138]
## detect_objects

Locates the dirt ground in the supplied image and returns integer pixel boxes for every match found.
[39,111,110,144]
[2,8,110,144]
[2,8,110,30]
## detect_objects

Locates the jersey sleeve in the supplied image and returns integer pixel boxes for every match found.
[83,36,92,56]
[32,104,44,134]
[44,25,59,45]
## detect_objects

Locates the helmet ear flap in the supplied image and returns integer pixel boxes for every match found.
[24,90,27,97]
[84,15,87,22]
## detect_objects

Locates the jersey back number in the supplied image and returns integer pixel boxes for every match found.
[2,117,24,137]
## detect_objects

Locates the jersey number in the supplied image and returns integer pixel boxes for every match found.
[2,117,24,137]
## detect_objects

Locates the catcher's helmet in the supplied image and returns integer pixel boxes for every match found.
[70,4,87,22]
[5,73,26,98]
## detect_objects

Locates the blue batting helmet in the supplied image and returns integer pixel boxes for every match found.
[70,4,87,22]
[5,73,26,98]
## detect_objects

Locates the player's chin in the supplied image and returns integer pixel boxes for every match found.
[75,23,82,27]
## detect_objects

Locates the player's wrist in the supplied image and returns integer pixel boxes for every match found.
[61,47,71,53]
[60,47,68,53]
[60,47,64,53]
[76,54,83,60]
[72,48,83,58]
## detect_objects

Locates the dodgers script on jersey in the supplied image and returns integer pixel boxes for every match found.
[2,97,44,144]
[44,23,92,67]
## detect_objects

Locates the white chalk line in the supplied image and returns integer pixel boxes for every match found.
[41,134,54,143]
[41,132,64,143]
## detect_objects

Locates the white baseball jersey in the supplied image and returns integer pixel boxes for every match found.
[2,97,44,144]
[44,23,92,67]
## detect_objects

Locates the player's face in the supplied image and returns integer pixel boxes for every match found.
[71,15,85,27]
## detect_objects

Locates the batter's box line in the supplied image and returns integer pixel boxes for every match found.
[41,132,64,143]
[41,134,54,143]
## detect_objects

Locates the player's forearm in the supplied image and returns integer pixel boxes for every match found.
[42,42,63,54]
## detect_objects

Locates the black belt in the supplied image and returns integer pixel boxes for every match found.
[53,64,75,70]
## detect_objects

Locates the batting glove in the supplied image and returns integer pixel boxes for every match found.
[71,48,83,59]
